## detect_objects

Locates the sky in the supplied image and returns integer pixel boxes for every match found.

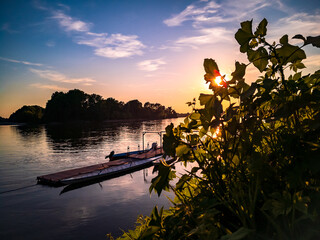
[0,0,320,118]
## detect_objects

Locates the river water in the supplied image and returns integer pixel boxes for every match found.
[0,118,185,240]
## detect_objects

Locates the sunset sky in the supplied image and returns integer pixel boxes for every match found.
[1,0,320,118]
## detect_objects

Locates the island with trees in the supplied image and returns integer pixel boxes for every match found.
[5,89,179,124]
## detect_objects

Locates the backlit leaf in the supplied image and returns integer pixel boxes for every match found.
[204,59,220,82]
[199,94,214,106]
[254,18,268,37]
[231,62,247,82]
[247,47,268,72]
[305,36,320,48]
[235,20,254,53]
[176,144,191,157]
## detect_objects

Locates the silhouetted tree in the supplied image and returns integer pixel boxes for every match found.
[13,89,179,123]
[124,99,144,119]
[9,105,44,123]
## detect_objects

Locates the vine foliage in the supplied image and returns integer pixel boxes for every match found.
[116,19,320,240]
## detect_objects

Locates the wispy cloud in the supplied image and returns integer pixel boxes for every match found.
[30,83,68,91]
[164,1,220,27]
[174,27,232,48]
[37,5,146,59]
[163,0,284,28]
[29,68,96,85]
[75,30,145,59]
[46,40,56,47]
[270,13,320,40]
[0,56,44,67]
[52,11,90,32]
[161,0,316,51]
[93,34,145,58]
[137,59,166,72]
[1,23,18,33]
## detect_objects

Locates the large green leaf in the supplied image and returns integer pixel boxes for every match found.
[306,36,320,48]
[204,59,220,82]
[276,41,306,65]
[199,94,214,106]
[235,20,254,53]
[231,62,247,82]
[176,144,191,157]
[247,47,268,72]
[149,164,176,196]
[254,18,268,37]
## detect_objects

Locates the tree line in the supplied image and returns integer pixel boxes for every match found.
[7,89,178,123]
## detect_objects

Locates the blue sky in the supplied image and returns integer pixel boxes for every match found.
[1,0,320,117]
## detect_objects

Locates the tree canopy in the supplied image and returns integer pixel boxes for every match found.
[115,19,320,240]
[44,89,177,122]
[8,89,178,123]
[9,105,44,123]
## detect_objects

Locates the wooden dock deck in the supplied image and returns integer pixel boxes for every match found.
[37,148,163,186]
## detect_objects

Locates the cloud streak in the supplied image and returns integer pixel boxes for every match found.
[0,56,44,67]
[270,13,320,40]
[137,59,166,72]
[29,68,96,85]
[164,1,220,27]
[30,83,68,91]
[52,11,90,32]
[174,27,232,48]
[163,0,284,28]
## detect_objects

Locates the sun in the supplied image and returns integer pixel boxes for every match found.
[214,76,224,87]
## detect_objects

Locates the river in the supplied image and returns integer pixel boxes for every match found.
[0,118,185,240]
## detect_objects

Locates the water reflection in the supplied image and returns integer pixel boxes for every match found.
[59,164,157,195]
[15,124,44,137]
[0,118,184,239]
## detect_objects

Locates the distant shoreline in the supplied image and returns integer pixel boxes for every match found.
[0,115,188,126]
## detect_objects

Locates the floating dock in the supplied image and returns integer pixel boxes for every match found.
[37,148,163,186]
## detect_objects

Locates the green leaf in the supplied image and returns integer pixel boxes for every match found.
[231,62,247,82]
[276,43,306,65]
[176,144,191,157]
[140,226,161,238]
[241,83,257,101]
[241,20,253,35]
[189,112,201,120]
[235,20,254,53]
[292,34,306,43]
[176,174,192,190]
[280,35,289,45]
[290,60,306,72]
[305,36,320,48]
[149,164,176,196]
[199,94,214,106]
[204,59,220,82]
[254,18,268,36]
[149,206,163,226]
[221,227,254,240]
[247,47,268,72]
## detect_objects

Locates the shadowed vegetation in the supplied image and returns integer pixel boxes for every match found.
[114,19,320,240]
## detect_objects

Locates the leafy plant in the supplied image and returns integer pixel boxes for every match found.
[115,19,320,240]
